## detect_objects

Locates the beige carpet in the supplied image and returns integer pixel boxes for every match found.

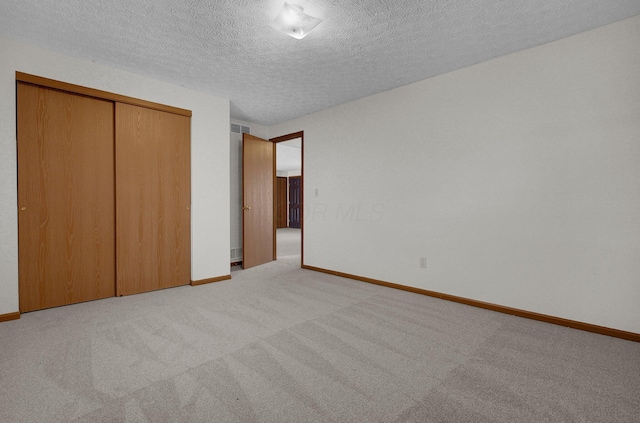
[276,227,301,259]
[1,243,639,422]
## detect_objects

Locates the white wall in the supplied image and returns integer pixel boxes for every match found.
[269,16,640,333]
[0,37,230,315]
[230,119,269,256]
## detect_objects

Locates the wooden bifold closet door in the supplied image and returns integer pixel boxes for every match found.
[17,83,116,312]
[17,78,191,312]
[115,103,191,296]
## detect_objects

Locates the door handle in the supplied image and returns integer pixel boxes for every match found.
[243,206,252,211]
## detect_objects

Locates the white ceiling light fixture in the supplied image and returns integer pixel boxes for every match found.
[271,2,323,40]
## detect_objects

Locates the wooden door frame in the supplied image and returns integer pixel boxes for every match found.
[16,72,191,117]
[270,131,304,266]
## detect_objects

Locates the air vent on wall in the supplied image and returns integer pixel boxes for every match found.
[230,124,250,134]
[230,247,243,262]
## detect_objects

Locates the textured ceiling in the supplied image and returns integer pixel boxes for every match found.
[1,0,640,125]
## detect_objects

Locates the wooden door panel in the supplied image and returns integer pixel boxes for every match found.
[242,134,274,269]
[17,83,115,312]
[276,177,288,228]
[115,103,191,296]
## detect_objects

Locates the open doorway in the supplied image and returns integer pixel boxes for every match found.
[231,128,303,270]
[273,132,303,263]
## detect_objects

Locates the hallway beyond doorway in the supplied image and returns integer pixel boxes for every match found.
[277,228,301,259]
